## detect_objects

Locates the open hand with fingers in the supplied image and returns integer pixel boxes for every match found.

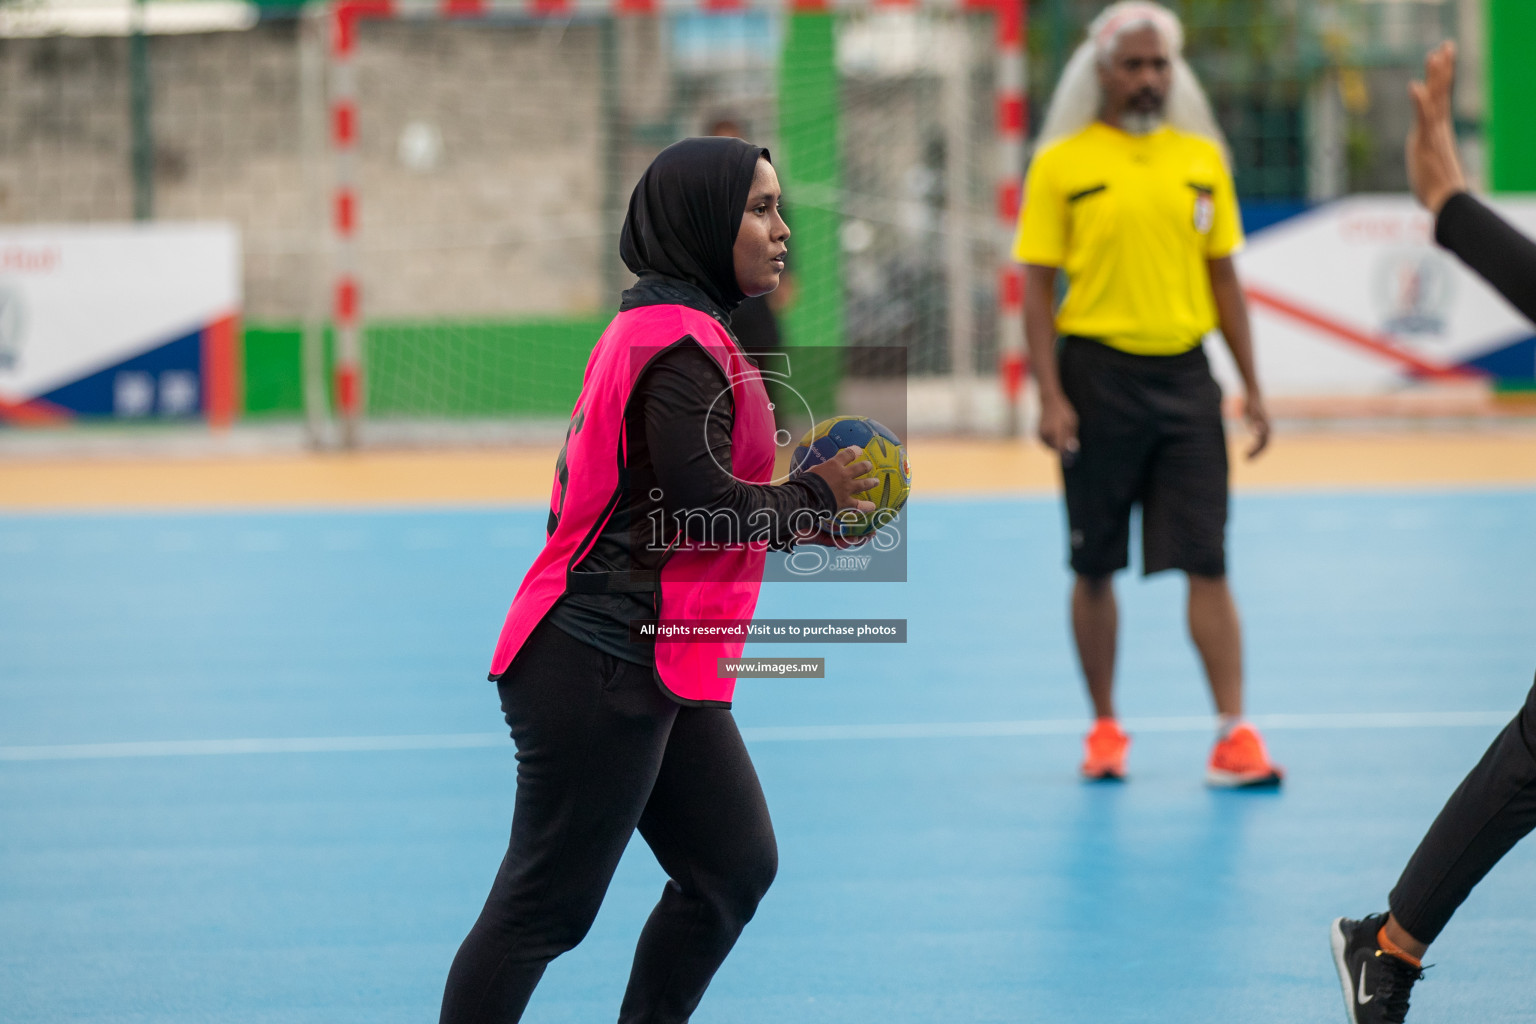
[805,446,879,516]
[1406,40,1466,216]
[1038,392,1081,462]
[1244,391,1270,460]
[798,446,879,547]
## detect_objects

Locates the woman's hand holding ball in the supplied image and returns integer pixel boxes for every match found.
[807,446,879,515]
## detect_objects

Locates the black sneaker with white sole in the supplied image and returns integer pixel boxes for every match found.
[1330,914,1426,1024]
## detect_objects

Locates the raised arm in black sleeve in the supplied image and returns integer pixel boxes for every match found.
[637,339,835,548]
[1435,192,1536,325]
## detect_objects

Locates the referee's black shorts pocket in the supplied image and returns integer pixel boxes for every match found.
[1061,435,1151,578]
[1141,409,1228,578]
[1058,339,1155,578]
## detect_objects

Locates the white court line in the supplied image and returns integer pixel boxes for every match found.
[742,711,1515,742]
[0,733,506,762]
[0,711,1515,762]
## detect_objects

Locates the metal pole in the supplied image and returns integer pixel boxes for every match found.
[300,5,333,447]
[942,21,975,433]
[1306,69,1345,202]
[994,0,1026,438]
[129,0,154,220]
[330,2,363,448]
[600,15,624,305]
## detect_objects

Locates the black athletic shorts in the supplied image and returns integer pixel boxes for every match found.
[1057,335,1228,579]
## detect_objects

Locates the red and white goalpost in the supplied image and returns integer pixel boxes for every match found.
[991,0,1026,435]
[323,0,1027,446]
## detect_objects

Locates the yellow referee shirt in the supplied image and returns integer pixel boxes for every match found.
[1012,122,1244,356]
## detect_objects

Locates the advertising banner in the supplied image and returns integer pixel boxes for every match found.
[0,222,241,426]
[1220,195,1536,397]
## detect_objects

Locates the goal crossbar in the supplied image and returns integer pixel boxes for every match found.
[324,0,1027,444]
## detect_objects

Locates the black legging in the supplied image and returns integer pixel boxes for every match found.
[1389,673,1536,944]
[440,618,777,1023]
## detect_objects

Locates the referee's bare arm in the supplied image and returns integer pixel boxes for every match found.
[1207,256,1270,459]
[1024,263,1079,455]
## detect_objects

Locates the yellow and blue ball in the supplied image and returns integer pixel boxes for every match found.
[789,415,910,538]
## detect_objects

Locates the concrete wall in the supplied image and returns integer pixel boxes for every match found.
[0,12,1000,405]
[0,26,314,321]
[0,20,617,322]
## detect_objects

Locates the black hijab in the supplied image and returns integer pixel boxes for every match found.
[618,137,769,317]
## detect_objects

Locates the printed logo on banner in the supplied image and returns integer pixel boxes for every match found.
[110,370,197,417]
[114,371,154,416]
[38,328,206,418]
[1373,248,1455,340]
[159,370,199,415]
[0,281,24,372]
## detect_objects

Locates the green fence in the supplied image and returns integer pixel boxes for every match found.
[241,318,607,419]
[1026,0,1460,200]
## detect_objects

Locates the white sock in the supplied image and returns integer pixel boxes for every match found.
[1217,714,1242,740]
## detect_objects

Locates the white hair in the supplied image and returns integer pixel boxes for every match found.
[1034,1,1228,160]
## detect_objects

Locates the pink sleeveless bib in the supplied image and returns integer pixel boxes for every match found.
[488,304,776,706]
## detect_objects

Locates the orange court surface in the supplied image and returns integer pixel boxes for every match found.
[2,429,1535,511]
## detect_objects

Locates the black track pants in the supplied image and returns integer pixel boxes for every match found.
[1389,674,1536,944]
[439,619,778,1024]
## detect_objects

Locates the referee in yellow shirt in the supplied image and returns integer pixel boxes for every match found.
[1015,1,1281,787]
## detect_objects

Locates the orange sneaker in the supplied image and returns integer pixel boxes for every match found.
[1081,718,1129,781]
[1206,723,1284,788]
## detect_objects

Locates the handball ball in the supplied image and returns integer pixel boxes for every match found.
[789,415,911,538]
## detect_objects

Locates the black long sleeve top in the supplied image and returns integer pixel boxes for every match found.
[1435,192,1536,325]
[543,325,836,668]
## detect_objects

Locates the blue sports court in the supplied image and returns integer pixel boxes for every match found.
[4,488,1533,1023]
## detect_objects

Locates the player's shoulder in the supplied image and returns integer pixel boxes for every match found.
[1032,126,1100,165]
[1026,127,1104,190]
[1164,129,1230,172]
[623,301,714,334]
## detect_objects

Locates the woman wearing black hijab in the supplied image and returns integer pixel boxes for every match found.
[439,139,875,1024]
